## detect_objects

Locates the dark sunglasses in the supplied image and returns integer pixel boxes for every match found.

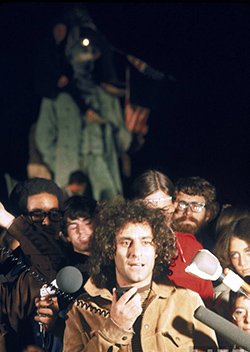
[25,209,63,223]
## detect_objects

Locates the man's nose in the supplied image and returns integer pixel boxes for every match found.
[129,241,142,257]
[42,215,50,226]
[184,205,192,215]
[78,225,91,235]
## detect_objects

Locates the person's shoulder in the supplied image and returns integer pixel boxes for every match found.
[176,231,203,248]
[154,281,203,301]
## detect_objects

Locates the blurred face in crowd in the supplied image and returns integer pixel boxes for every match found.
[67,182,87,196]
[115,222,156,288]
[66,216,94,255]
[173,192,210,234]
[230,236,250,277]
[53,23,67,44]
[26,192,62,234]
[144,190,174,224]
[232,295,250,332]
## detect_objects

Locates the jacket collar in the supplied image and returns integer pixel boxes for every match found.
[84,278,177,301]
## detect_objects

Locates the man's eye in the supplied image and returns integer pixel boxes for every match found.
[142,240,152,246]
[120,240,130,247]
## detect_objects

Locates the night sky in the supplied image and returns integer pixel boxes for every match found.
[0,3,249,205]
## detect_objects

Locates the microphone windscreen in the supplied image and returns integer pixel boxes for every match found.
[194,306,250,351]
[185,249,223,280]
[56,266,83,294]
[192,249,220,275]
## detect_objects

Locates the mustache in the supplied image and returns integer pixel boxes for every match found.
[175,216,200,226]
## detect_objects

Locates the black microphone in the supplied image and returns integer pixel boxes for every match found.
[56,265,83,294]
[194,305,250,351]
[185,249,250,295]
[40,266,83,296]
[39,266,83,336]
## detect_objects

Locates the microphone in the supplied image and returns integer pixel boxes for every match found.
[40,265,83,297]
[185,249,250,295]
[39,266,83,335]
[55,265,83,294]
[194,305,250,351]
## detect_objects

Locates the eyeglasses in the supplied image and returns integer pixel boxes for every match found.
[144,196,173,210]
[176,200,206,213]
[25,209,63,223]
[232,307,250,322]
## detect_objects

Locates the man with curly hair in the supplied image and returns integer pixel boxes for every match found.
[63,198,217,351]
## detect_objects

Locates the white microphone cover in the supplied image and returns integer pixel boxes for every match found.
[40,279,57,297]
[185,249,223,280]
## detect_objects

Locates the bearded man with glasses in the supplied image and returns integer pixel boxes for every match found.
[129,170,214,309]
[172,176,219,251]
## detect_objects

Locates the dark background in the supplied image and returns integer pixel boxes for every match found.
[0,2,249,206]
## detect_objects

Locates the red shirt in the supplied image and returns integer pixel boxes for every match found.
[168,231,214,308]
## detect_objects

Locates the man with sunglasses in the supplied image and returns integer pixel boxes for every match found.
[0,178,69,351]
[172,176,219,250]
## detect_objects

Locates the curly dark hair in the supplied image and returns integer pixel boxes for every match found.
[88,197,176,288]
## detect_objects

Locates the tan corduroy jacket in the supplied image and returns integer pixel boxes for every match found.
[63,279,218,352]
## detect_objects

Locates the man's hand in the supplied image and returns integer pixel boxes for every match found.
[86,109,106,124]
[110,287,142,331]
[34,295,59,332]
[0,202,15,229]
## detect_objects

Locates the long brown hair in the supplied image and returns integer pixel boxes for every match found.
[129,169,175,200]
[213,216,250,271]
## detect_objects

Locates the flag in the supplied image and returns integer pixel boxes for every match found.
[124,66,150,136]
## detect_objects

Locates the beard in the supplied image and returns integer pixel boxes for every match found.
[172,216,201,234]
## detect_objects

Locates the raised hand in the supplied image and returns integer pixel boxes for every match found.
[0,202,15,229]
[110,287,142,331]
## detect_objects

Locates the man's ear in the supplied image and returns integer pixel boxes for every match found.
[206,202,220,222]
[204,210,212,223]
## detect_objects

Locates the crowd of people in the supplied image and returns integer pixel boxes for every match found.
[1,4,250,352]
[0,169,250,352]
